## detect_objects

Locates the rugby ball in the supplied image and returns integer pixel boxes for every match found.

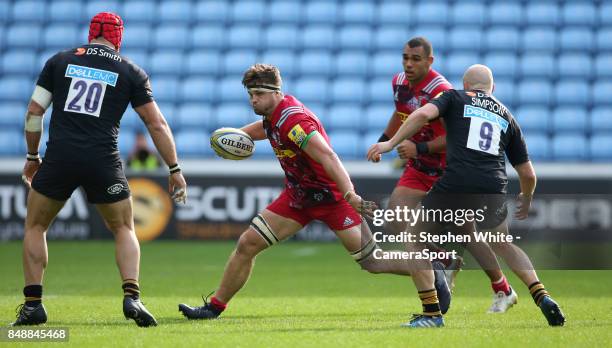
[210,127,255,160]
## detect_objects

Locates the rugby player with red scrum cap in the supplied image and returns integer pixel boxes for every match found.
[11,12,187,327]
[178,64,452,327]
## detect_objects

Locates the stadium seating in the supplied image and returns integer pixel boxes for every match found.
[0,0,608,161]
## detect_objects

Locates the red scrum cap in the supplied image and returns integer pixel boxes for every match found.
[88,12,124,50]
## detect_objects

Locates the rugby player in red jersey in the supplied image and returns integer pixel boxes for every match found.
[178,64,451,325]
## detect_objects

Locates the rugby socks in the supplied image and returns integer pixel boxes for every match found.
[491,276,512,296]
[418,289,442,317]
[209,296,227,313]
[529,281,550,306]
[23,285,42,306]
[122,279,140,300]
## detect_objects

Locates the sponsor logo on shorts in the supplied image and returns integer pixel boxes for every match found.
[343,216,354,227]
[107,183,126,195]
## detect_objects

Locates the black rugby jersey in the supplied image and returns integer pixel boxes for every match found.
[429,89,529,193]
[36,43,153,161]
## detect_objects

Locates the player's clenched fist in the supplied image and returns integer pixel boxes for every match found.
[344,191,377,219]
[367,141,394,162]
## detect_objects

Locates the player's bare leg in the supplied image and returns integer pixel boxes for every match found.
[13,190,65,326]
[96,197,157,327]
[179,209,302,319]
[488,220,565,325]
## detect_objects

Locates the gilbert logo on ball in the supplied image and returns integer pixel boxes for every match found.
[210,127,255,160]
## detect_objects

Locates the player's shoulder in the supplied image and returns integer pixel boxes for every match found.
[392,72,407,85]
[423,69,453,95]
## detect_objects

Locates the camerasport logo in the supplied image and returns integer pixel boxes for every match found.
[106,183,126,195]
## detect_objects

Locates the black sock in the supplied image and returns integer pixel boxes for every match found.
[24,285,42,306]
[529,281,549,306]
[122,279,140,300]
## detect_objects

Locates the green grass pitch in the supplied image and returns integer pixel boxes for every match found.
[1,241,611,347]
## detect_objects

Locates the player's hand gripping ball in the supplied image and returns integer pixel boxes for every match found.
[210,127,255,160]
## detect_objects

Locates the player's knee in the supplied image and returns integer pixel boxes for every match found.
[351,238,381,273]
[358,256,385,274]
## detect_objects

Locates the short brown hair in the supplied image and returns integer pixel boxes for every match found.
[242,64,282,89]
[406,37,433,57]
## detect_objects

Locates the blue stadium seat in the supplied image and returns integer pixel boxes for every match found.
[154,26,189,50]
[45,24,79,49]
[305,103,325,121]
[120,108,141,132]
[0,103,25,127]
[449,27,483,51]
[11,1,46,21]
[519,54,556,79]
[232,1,265,23]
[493,79,515,108]
[195,1,229,24]
[0,26,5,51]
[37,50,58,72]
[191,25,225,50]
[374,26,408,50]
[329,131,359,159]
[157,103,176,126]
[368,77,393,103]
[552,134,588,161]
[558,54,592,79]
[601,4,612,26]
[297,51,333,77]
[268,1,301,24]
[85,1,120,19]
[218,76,247,103]
[158,1,192,23]
[176,103,211,129]
[122,25,152,50]
[185,50,221,75]
[2,50,37,75]
[591,82,612,105]
[446,53,480,80]
[590,107,612,133]
[327,104,361,131]
[264,25,299,50]
[180,77,215,103]
[415,2,448,25]
[261,51,296,78]
[151,77,179,103]
[562,3,595,27]
[332,78,366,104]
[0,2,10,22]
[590,135,612,161]
[376,2,411,25]
[175,130,211,157]
[372,52,401,77]
[485,27,520,52]
[0,130,23,155]
[223,50,258,75]
[121,50,148,71]
[300,26,335,50]
[7,24,42,49]
[339,26,372,50]
[361,132,380,158]
[517,80,553,106]
[0,77,33,101]
[411,27,447,54]
[487,3,522,27]
[118,129,136,155]
[294,78,329,104]
[340,2,375,25]
[50,1,83,22]
[451,3,485,26]
[122,1,155,23]
[305,2,338,25]
[215,103,252,128]
[560,28,594,52]
[334,52,369,76]
[365,104,393,130]
[552,107,587,133]
[515,107,550,133]
[523,133,550,160]
[597,28,612,51]
[526,3,560,26]
[554,81,590,106]
[595,54,612,78]
[484,53,517,78]
[228,25,261,49]
[522,28,557,52]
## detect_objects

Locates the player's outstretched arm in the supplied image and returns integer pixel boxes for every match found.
[303,133,376,218]
[135,101,187,203]
[513,161,537,220]
[241,120,267,140]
